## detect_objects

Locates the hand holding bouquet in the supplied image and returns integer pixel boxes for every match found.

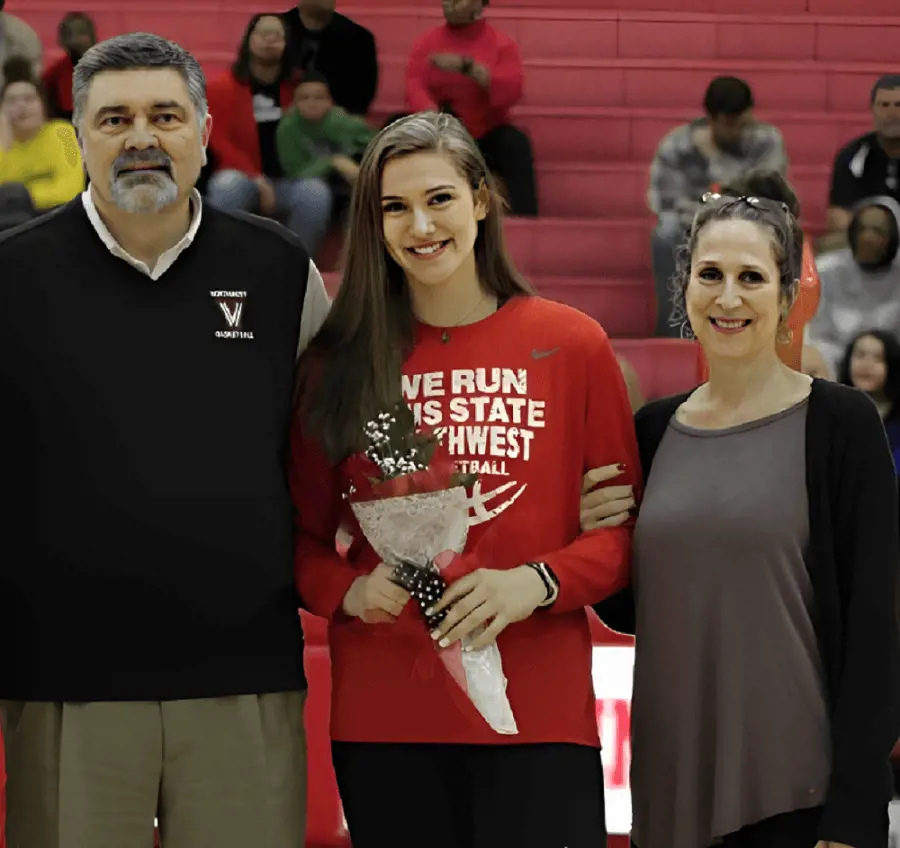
[344,401,519,735]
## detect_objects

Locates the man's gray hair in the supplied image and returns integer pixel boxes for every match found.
[72,32,208,131]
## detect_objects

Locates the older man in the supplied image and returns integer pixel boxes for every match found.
[0,32,329,848]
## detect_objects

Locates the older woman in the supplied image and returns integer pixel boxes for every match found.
[588,174,900,848]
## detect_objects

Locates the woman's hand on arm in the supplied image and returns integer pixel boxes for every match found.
[580,464,634,530]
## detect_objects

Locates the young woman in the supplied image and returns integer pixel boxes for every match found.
[839,329,900,472]
[290,111,640,847]
[0,57,84,210]
[591,176,900,848]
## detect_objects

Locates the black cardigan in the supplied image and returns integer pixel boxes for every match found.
[595,379,900,848]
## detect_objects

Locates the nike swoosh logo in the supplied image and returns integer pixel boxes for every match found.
[531,347,560,359]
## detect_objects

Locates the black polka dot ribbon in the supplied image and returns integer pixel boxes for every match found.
[391,561,448,629]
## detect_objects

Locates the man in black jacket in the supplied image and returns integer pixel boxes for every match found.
[0,32,330,848]
[282,0,378,116]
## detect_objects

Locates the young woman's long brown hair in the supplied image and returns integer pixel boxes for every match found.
[299,111,535,461]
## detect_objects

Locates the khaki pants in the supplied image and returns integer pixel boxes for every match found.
[0,692,307,848]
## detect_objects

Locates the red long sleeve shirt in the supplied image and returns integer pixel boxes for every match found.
[291,296,640,746]
[405,19,524,140]
[42,55,74,117]
[205,70,295,178]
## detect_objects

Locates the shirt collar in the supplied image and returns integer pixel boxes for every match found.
[81,185,203,281]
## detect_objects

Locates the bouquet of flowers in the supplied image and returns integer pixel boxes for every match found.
[345,400,518,735]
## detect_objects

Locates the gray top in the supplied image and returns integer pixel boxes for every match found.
[630,399,831,848]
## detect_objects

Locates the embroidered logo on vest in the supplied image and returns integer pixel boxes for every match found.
[210,290,254,340]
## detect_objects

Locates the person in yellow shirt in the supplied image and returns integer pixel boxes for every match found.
[0,57,84,210]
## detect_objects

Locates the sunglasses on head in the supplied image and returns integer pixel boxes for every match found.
[701,191,789,214]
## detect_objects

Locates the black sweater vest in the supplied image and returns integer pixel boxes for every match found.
[0,200,309,701]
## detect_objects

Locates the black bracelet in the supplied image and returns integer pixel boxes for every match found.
[460,56,474,75]
[525,561,557,605]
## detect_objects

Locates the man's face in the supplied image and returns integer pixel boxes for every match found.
[61,18,95,61]
[79,68,211,215]
[442,0,484,27]
[709,109,752,155]
[872,86,900,141]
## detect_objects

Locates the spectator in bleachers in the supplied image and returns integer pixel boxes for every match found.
[649,76,786,337]
[839,329,900,470]
[825,75,900,251]
[276,71,374,207]
[808,196,900,376]
[404,0,538,217]
[42,12,97,122]
[206,13,332,256]
[0,57,84,210]
[282,1,377,117]
[0,0,41,89]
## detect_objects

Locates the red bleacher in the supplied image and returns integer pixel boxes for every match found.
[10,0,885,386]
[4,0,891,842]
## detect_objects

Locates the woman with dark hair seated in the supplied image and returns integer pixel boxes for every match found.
[205,13,332,256]
[839,328,900,471]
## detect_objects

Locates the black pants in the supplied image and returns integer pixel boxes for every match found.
[477,123,539,217]
[332,741,606,848]
[0,182,38,232]
[634,806,823,848]
[382,114,539,217]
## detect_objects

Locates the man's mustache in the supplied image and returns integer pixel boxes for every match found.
[113,151,173,178]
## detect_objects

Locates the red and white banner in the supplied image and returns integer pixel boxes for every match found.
[593,645,634,835]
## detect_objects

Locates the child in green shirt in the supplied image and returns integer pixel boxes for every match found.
[276,72,375,186]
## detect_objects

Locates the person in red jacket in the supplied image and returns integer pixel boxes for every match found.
[42,12,96,122]
[206,13,333,255]
[291,111,638,847]
[404,0,538,216]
